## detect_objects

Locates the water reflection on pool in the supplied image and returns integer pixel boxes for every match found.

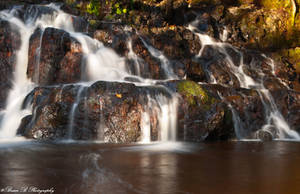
[0,141,299,194]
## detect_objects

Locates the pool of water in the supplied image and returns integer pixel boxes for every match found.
[0,141,299,194]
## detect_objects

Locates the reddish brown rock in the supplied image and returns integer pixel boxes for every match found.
[0,20,21,109]
[27,27,83,85]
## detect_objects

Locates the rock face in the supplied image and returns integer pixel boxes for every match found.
[18,80,238,142]
[174,81,235,141]
[27,27,83,85]
[0,20,21,109]
[1,1,299,142]
[270,89,300,132]
[19,82,165,142]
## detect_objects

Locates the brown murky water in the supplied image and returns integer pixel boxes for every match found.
[0,141,300,194]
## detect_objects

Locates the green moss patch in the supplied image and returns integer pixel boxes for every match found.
[177,80,215,105]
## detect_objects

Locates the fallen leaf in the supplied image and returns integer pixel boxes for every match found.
[116,93,122,98]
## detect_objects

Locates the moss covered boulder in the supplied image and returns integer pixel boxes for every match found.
[224,0,300,50]
[173,80,235,141]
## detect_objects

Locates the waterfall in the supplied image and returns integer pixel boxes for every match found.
[0,4,179,142]
[0,11,34,139]
[188,17,299,140]
[0,3,297,142]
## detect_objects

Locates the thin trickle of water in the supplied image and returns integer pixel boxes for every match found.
[33,29,45,83]
[140,111,151,143]
[68,86,86,139]
[220,27,228,42]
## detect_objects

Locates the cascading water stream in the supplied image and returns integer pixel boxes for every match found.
[0,4,179,142]
[1,3,296,142]
[0,12,34,139]
[188,17,300,140]
[140,37,178,80]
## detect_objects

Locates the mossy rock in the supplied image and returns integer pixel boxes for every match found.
[232,0,300,50]
[177,80,216,106]
[259,0,291,9]
[187,0,220,5]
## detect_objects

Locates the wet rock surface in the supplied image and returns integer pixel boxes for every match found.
[0,20,21,109]
[19,80,237,142]
[19,82,170,142]
[27,27,83,85]
[0,1,299,142]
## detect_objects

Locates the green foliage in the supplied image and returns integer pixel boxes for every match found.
[177,80,213,105]
[86,0,100,16]
[112,2,129,16]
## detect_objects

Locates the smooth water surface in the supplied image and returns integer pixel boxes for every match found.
[0,141,300,194]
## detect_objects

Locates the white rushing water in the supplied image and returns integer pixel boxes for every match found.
[0,11,34,139]
[0,4,179,142]
[140,37,178,80]
[127,38,142,76]
[188,17,299,140]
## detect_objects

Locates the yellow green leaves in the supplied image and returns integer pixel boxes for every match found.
[114,3,128,15]
[86,0,100,16]
[177,80,209,105]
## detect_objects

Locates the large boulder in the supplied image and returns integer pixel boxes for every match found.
[165,80,235,141]
[18,81,170,142]
[27,27,83,85]
[223,0,300,50]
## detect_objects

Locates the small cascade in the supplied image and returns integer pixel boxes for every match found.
[156,94,178,142]
[72,34,129,82]
[258,89,299,139]
[140,92,179,142]
[127,38,142,76]
[140,37,178,80]
[188,17,299,140]
[0,3,87,139]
